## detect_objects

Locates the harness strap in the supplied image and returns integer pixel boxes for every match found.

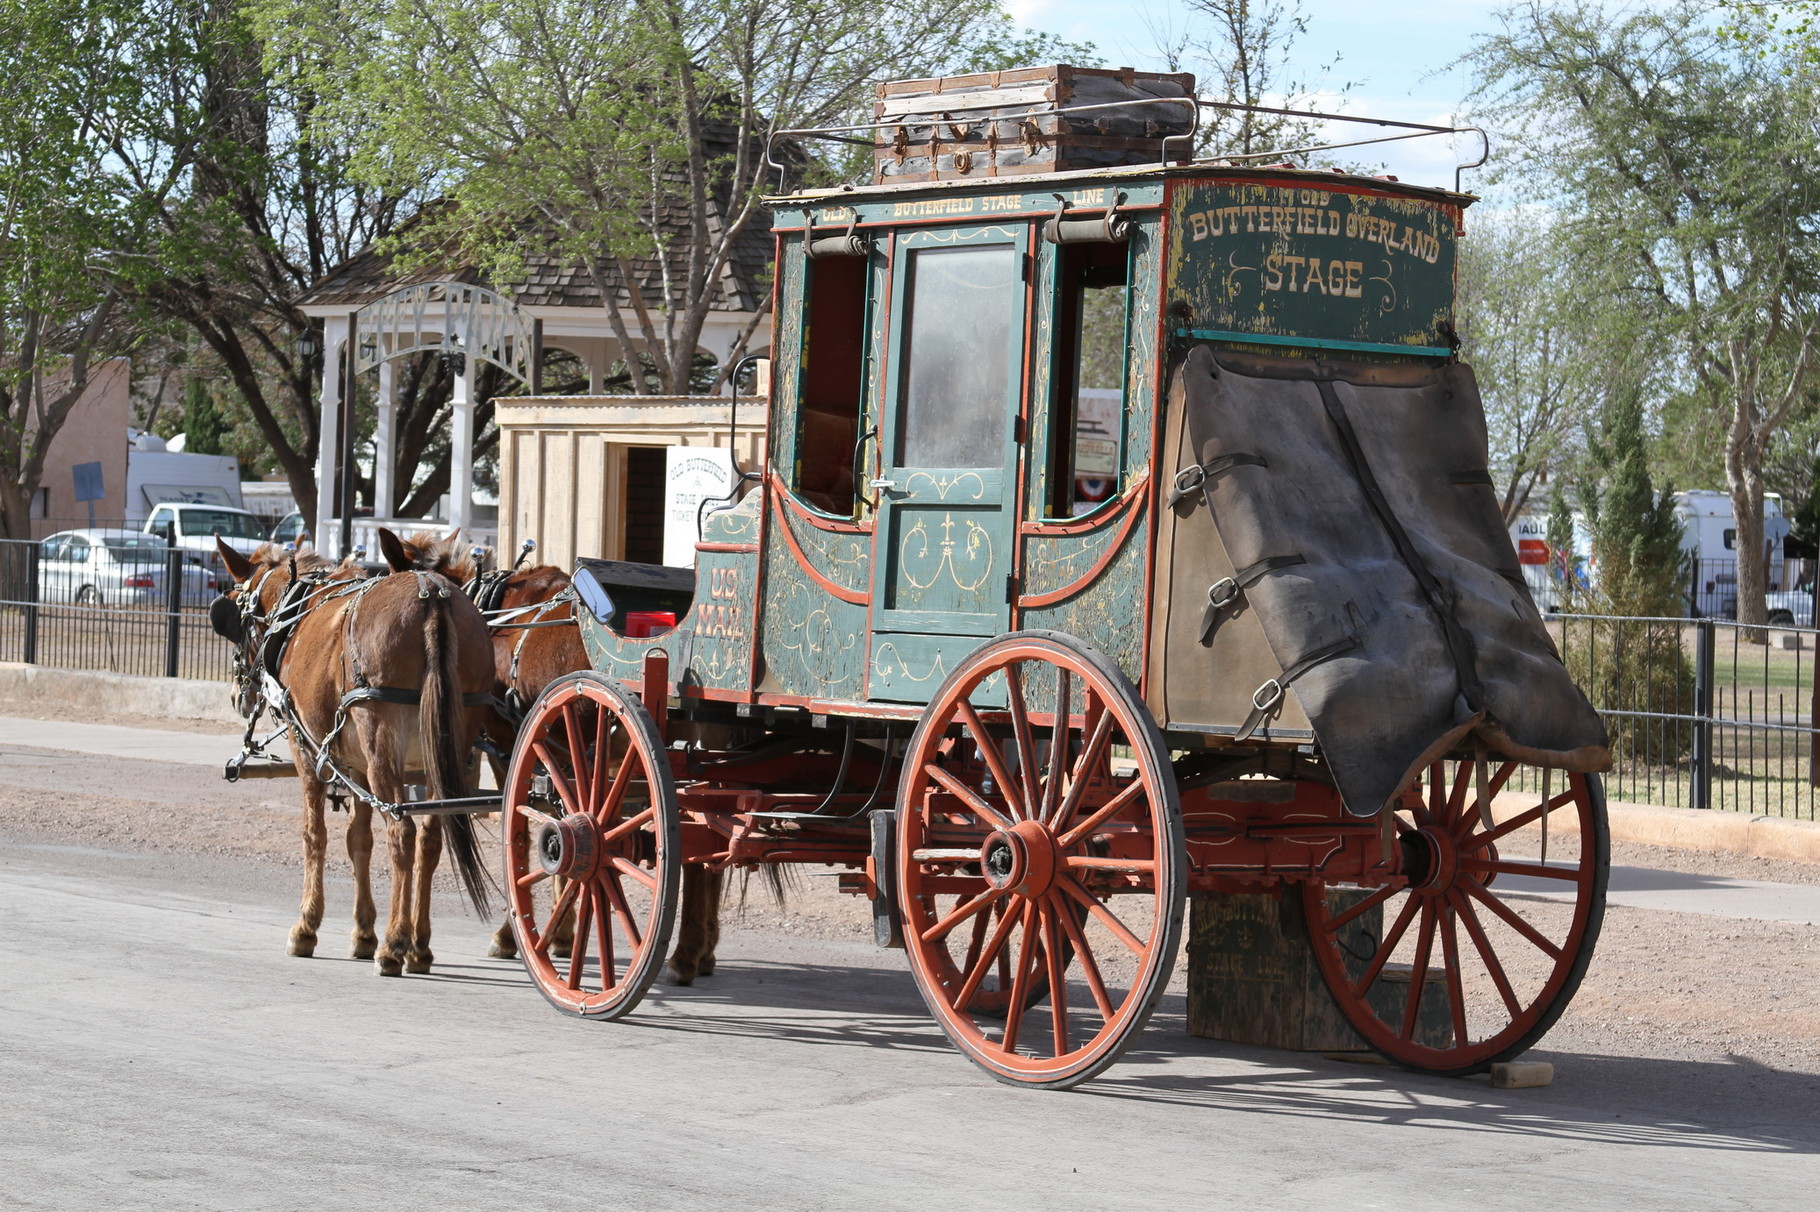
[1235,636,1359,742]
[1169,452,1267,507]
[338,686,494,709]
[1199,553,1306,644]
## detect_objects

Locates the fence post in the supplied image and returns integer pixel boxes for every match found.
[22,539,39,665]
[164,537,183,679]
[1691,617,1716,811]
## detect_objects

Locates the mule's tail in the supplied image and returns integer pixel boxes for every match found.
[423,592,493,916]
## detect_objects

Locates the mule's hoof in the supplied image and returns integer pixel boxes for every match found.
[550,942,572,961]
[665,964,697,987]
[698,957,716,977]
[405,951,433,975]
[376,954,404,977]
[487,941,518,960]
[351,934,377,961]
[287,929,317,958]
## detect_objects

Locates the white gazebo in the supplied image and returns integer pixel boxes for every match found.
[296,226,772,559]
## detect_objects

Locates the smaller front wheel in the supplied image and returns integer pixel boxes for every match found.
[896,631,1185,1090]
[503,672,680,1020]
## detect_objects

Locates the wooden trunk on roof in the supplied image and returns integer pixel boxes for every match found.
[874,64,1196,184]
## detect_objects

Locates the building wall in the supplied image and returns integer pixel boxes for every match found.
[496,395,767,572]
[34,358,131,537]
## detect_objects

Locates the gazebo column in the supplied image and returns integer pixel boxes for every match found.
[373,359,397,519]
[449,350,474,534]
[314,316,346,556]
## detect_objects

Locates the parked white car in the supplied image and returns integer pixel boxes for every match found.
[37,529,219,607]
[1765,583,1815,628]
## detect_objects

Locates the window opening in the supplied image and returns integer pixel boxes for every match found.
[897,243,1019,469]
[1047,241,1130,517]
[794,252,869,515]
[623,446,667,565]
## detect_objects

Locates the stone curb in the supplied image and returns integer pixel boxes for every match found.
[1491,787,1820,865]
[0,662,238,725]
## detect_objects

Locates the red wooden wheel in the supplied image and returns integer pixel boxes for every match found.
[1301,760,1607,1074]
[503,672,680,1019]
[896,631,1185,1089]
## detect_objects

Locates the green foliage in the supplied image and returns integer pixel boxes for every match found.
[182,379,227,457]
[1464,1,1820,626]
[1545,483,1580,607]
[1567,391,1695,761]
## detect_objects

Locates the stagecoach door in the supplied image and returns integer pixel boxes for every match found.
[868,224,1028,703]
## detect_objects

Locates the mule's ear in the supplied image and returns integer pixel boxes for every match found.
[376,527,414,572]
[216,538,254,584]
[444,529,461,544]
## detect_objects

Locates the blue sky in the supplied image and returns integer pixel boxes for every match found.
[1007,0,1511,189]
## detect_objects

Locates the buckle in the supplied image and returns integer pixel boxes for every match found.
[1251,678,1284,713]
[1173,464,1206,496]
[1207,577,1240,610]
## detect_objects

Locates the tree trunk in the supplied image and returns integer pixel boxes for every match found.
[1728,452,1769,633]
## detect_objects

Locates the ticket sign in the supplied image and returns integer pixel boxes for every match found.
[1167,180,1462,358]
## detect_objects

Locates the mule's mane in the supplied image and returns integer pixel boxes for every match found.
[406,532,480,585]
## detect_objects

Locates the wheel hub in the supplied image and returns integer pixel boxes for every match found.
[1401,825,1457,893]
[536,814,600,880]
[980,820,1058,895]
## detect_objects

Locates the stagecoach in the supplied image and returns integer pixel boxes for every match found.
[497,67,1612,1089]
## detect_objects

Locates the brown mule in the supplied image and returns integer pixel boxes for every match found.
[214,537,495,976]
[390,532,725,984]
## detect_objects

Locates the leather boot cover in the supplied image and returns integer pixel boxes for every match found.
[1173,344,1610,816]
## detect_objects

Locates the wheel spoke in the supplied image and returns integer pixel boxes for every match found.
[561,702,590,812]
[1041,668,1073,823]
[1056,895,1115,1019]
[963,900,992,975]
[1000,902,1041,1054]
[1064,855,1156,874]
[566,885,596,991]
[1444,761,1471,825]
[1461,877,1563,959]
[1460,857,1582,882]
[1042,901,1069,1057]
[595,743,639,824]
[1049,708,1115,830]
[1352,892,1421,999]
[1056,778,1146,849]
[924,762,1016,831]
[600,806,656,847]
[601,872,643,951]
[1316,882,1398,934]
[1470,788,1580,848]
[531,741,579,812]
[1400,901,1438,1041]
[1439,904,1469,1049]
[955,701,1027,820]
[921,885,1008,944]
[519,805,560,830]
[955,897,1023,1012]
[1449,887,1524,1018]
[515,867,551,889]
[589,698,612,816]
[594,880,618,989]
[610,855,658,890]
[538,878,580,950]
[1003,663,1040,815]
[1057,875,1146,956]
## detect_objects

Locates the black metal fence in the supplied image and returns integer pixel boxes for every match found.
[1546,612,1819,819]
[0,535,233,682]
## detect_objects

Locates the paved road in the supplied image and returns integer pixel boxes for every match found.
[2,840,1817,1212]
[2,717,1819,1209]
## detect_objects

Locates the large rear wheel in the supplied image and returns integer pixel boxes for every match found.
[1301,760,1607,1074]
[896,631,1185,1089]
[503,671,680,1020]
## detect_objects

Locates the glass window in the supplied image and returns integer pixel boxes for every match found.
[1047,242,1130,517]
[177,509,265,540]
[897,244,1018,468]
[795,251,870,515]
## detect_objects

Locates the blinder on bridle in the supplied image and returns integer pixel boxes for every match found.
[209,593,245,644]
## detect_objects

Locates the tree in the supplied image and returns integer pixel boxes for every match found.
[1465,2,1820,628]
[253,0,1088,398]
[1149,0,1350,162]
[0,0,163,540]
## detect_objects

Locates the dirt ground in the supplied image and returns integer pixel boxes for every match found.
[5,693,1820,1079]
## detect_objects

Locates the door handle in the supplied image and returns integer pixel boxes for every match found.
[869,478,899,492]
